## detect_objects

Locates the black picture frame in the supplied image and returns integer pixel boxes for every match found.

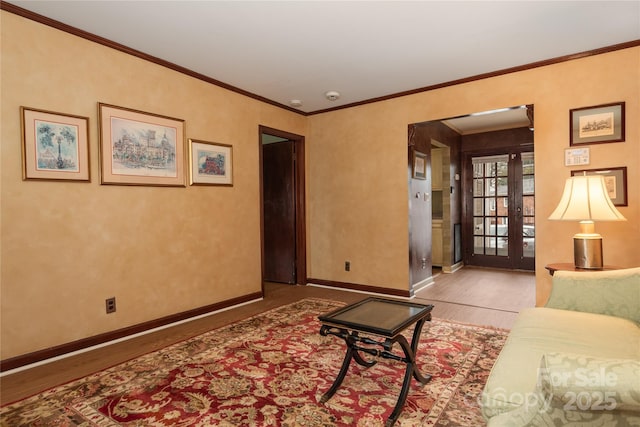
[570,102,625,146]
[571,166,627,206]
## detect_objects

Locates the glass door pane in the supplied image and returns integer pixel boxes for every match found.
[521,152,535,259]
[471,155,509,258]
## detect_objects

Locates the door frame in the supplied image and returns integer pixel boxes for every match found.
[259,125,306,289]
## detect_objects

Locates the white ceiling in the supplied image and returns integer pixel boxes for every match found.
[8,1,640,118]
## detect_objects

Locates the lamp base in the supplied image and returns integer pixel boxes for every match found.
[573,235,603,269]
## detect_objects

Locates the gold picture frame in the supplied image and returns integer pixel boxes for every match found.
[98,103,186,186]
[189,139,233,186]
[21,107,90,182]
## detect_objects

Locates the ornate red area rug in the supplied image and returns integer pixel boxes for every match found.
[1,298,508,426]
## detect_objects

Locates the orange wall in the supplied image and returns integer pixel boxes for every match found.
[2,11,639,362]
[0,12,306,360]
[307,48,640,304]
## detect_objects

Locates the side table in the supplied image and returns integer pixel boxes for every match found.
[318,297,434,427]
[545,263,622,276]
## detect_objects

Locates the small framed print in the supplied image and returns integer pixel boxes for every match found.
[21,107,90,181]
[570,102,625,146]
[189,139,233,186]
[412,150,427,180]
[571,167,627,206]
[99,103,186,187]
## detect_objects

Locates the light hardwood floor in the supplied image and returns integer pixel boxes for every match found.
[0,267,534,405]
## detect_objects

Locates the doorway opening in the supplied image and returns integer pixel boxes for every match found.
[430,141,451,270]
[408,104,534,279]
[259,126,306,287]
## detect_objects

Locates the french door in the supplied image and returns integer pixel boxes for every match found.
[464,152,535,270]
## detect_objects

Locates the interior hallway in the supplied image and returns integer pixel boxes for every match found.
[414,266,535,329]
[1,267,535,405]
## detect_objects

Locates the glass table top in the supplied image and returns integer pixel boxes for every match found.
[318,297,434,337]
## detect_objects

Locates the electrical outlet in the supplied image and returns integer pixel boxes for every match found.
[345,261,350,271]
[105,297,116,314]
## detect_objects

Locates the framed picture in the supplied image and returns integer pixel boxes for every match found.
[21,107,90,181]
[570,102,625,145]
[189,139,233,186]
[412,150,427,180]
[98,103,186,186]
[571,167,627,206]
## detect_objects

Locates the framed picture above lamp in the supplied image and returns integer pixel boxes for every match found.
[571,167,627,206]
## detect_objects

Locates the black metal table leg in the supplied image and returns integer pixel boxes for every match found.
[320,329,378,403]
[385,318,431,426]
[410,316,431,384]
[320,341,355,403]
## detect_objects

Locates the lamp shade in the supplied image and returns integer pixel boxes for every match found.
[548,175,626,221]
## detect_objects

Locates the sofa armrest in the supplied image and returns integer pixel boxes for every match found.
[545,267,640,323]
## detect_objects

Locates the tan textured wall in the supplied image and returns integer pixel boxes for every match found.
[0,12,306,359]
[307,48,640,304]
[307,106,412,289]
[2,11,639,362]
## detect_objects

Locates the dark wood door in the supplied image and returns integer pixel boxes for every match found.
[263,141,296,284]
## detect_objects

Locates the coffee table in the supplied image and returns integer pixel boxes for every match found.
[318,297,434,427]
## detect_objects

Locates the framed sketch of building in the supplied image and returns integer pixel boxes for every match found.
[570,102,625,146]
[98,103,186,186]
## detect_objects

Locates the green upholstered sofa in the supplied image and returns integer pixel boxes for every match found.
[481,267,640,426]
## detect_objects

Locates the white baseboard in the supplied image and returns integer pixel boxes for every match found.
[443,262,464,274]
[411,275,435,294]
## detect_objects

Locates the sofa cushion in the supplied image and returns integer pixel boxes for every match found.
[546,267,640,323]
[481,307,640,418]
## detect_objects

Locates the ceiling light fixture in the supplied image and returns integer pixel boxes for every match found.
[325,91,340,101]
[290,99,303,108]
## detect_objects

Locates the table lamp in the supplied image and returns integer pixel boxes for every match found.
[548,174,626,269]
